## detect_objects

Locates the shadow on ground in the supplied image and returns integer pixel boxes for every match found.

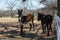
[0,22,57,40]
[19,31,57,40]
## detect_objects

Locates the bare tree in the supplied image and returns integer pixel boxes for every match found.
[40,0,57,16]
[6,0,18,18]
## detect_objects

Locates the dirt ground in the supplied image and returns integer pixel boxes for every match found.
[0,17,57,40]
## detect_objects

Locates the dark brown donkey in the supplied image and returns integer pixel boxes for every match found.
[37,12,53,36]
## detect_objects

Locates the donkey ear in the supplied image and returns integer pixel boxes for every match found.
[21,10,23,12]
[18,9,20,11]
[40,0,46,3]
[38,12,41,15]
[22,0,26,2]
[38,12,40,14]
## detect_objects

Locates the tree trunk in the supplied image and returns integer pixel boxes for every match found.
[10,9,14,18]
[11,13,14,18]
[57,0,60,17]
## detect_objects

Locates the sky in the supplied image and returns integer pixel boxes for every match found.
[0,0,6,10]
[0,0,20,10]
[0,0,57,10]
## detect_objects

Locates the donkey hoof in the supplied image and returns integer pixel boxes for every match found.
[47,34,50,36]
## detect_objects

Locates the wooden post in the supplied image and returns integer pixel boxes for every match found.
[57,0,60,17]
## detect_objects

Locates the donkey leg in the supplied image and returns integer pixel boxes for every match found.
[31,21,35,31]
[29,23,32,31]
[20,25,24,35]
[44,24,46,33]
[33,23,35,31]
[47,25,50,36]
[49,23,52,32]
[42,24,45,33]
[43,24,46,33]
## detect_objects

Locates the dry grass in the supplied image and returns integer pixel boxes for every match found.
[0,17,18,23]
[0,17,56,40]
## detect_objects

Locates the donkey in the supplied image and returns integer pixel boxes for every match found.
[18,9,34,34]
[37,12,53,36]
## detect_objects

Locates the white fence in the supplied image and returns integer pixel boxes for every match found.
[54,14,60,40]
